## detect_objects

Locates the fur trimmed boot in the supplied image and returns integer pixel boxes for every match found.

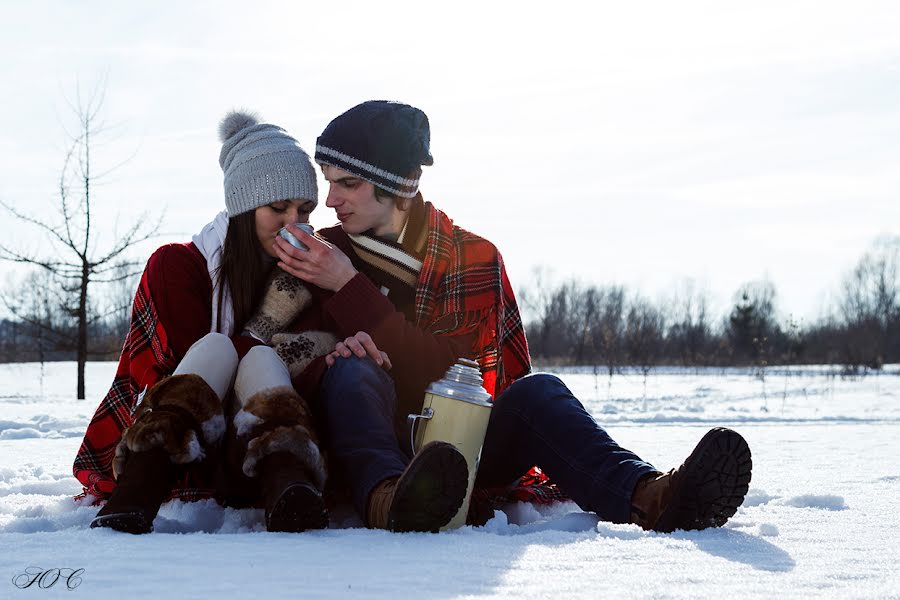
[367,441,469,533]
[237,403,329,533]
[232,345,330,532]
[630,427,752,532]
[91,374,225,534]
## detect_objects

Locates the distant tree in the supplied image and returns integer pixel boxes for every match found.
[666,279,713,365]
[594,285,626,390]
[837,236,899,369]
[728,280,779,364]
[573,286,599,364]
[0,270,73,361]
[624,295,665,395]
[0,81,162,399]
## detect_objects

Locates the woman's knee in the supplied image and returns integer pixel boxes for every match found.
[174,333,239,400]
[233,345,292,404]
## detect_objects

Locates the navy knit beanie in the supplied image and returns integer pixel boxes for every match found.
[315,101,433,198]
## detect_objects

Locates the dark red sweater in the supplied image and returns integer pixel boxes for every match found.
[144,242,262,361]
[317,228,474,422]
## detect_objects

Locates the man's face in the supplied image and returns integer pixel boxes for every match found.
[254,199,314,258]
[323,165,395,236]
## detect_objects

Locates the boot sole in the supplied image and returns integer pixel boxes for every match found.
[654,427,752,533]
[388,442,469,533]
[266,482,329,533]
[90,511,153,534]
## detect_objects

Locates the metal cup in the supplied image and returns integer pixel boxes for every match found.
[278,223,315,251]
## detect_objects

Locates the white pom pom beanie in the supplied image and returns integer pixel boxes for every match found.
[217,110,318,217]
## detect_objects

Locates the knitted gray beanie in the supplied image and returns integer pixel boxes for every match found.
[218,111,318,216]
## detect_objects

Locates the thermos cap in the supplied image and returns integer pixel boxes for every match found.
[426,359,492,406]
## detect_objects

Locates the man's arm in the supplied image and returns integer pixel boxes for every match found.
[324,273,475,406]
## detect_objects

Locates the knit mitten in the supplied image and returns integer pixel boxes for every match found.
[243,270,314,344]
[271,332,339,378]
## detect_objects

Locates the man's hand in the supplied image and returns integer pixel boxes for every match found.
[325,331,392,371]
[273,225,358,292]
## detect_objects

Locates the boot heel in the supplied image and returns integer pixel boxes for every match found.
[260,452,328,533]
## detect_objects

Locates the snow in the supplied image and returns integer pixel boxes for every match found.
[1,362,899,598]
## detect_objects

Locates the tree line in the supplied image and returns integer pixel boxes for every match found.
[3,234,897,376]
[520,236,899,373]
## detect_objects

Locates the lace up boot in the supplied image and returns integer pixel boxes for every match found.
[630,427,752,532]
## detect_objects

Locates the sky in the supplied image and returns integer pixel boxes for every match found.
[0,0,898,323]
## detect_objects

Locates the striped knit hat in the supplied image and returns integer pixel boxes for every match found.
[315,101,433,199]
[218,111,318,216]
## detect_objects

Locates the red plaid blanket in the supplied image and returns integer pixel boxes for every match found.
[412,202,564,503]
[72,268,213,502]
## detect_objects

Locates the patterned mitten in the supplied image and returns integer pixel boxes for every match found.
[243,270,314,343]
[271,331,339,378]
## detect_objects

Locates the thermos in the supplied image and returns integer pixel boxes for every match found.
[407,358,493,529]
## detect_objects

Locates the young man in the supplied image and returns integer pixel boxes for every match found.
[274,100,752,533]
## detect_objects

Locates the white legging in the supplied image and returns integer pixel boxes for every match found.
[173,332,293,406]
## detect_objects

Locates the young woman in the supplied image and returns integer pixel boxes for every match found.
[75,111,336,534]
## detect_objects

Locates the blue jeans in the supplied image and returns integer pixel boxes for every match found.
[319,357,657,523]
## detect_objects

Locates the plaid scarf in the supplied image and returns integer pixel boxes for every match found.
[72,268,214,502]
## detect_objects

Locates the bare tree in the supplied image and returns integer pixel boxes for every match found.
[666,279,713,366]
[0,81,162,399]
[594,285,626,396]
[837,236,899,369]
[625,295,665,396]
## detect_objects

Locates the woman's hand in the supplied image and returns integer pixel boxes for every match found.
[325,331,392,371]
[273,224,358,292]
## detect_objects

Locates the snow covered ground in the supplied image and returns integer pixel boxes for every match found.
[1,362,898,598]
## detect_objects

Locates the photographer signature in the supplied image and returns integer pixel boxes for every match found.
[12,567,84,591]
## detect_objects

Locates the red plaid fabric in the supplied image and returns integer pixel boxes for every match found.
[72,268,213,502]
[414,202,531,399]
[413,202,564,502]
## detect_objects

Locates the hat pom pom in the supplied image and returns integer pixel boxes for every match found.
[218,110,259,142]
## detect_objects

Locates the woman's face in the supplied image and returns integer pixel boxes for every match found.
[254,199,315,258]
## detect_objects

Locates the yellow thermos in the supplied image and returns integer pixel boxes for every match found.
[407,358,493,530]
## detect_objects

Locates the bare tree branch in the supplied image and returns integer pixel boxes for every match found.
[0,77,162,398]
[0,198,75,250]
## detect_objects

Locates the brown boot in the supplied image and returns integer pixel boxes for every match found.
[92,374,222,534]
[235,393,329,533]
[90,448,176,534]
[630,427,752,533]
[259,451,328,533]
[366,441,469,533]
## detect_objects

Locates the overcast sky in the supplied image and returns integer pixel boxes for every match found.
[1,1,898,323]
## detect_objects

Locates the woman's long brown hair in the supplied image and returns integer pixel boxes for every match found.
[216,211,272,333]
